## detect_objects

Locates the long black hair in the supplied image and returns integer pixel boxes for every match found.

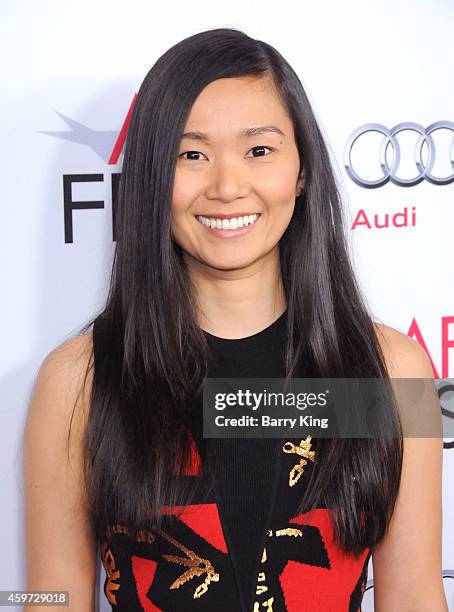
[70,26,403,556]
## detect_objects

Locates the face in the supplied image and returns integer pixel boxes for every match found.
[171,75,303,273]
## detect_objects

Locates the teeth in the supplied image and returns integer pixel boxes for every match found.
[196,213,260,230]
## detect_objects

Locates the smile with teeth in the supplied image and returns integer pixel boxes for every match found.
[195,213,261,230]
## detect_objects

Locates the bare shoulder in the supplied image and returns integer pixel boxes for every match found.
[24,329,95,499]
[33,332,94,432]
[373,321,434,378]
[39,331,94,388]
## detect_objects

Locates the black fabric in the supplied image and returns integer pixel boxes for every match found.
[95,311,372,611]
[204,311,289,612]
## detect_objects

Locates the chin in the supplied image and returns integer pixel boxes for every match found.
[208,256,260,272]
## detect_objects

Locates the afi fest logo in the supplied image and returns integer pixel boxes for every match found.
[39,94,138,244]
[344,121,454,232]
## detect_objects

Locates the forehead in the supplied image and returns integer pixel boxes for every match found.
[183,75,292,136]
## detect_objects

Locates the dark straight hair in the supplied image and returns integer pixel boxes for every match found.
[71,26,403,556]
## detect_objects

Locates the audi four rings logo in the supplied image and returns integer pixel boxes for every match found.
[344,121,454,188]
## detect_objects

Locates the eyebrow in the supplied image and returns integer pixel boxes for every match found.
[180,125,286,142]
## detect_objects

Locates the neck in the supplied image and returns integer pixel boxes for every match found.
[185,248,287,340]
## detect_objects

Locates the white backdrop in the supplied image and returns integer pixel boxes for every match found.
[2,0,453,610]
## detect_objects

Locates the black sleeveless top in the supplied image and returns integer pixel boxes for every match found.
[96,311,371,611]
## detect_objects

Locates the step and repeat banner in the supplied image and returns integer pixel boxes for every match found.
[3,1,453,610]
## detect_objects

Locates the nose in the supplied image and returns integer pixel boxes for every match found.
[204,156,250,203]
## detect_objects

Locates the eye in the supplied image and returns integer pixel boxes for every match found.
[178,150,208,161]
[247,145,274,158]
[178,146,275,161]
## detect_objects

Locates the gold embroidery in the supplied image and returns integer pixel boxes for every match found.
[104,522,220,599]
[100,540,121,605]
[106,523,157,544]
[275,527,303,537]
[282,436,317,486]
[136,529,157,544]
[253,522,305,610]
[254,596,274,610]
[157,528,219,598]
[100,522,157,605]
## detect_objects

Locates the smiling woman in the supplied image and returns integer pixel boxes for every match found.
[171,76,302,290]
[23,26,447,612]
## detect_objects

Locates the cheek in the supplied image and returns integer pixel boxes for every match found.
[170,206,191,245]
[260,176,297,237]
[170,186,199,250]
[172,179,191,215]
[262,161,299,202]
[263,178,298,218]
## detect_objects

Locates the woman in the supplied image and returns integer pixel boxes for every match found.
[23,28,447,611]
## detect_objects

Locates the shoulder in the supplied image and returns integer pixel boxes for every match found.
[38,332,94,391]
[27,332,95,449]
[370,324,446,608]
[41,332,93,372]
[372,321,439,443]
[372,322,434,378]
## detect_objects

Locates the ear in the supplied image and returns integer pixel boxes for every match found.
[296,171,304,196]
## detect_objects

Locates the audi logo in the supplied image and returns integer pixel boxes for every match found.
[344,121,454,188]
